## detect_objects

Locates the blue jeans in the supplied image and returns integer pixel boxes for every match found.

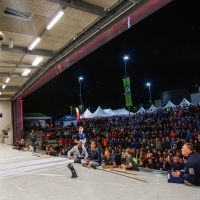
[89,161,100,167]
[30,140,36,153]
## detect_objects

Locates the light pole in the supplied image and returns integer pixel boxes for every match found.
[70,106,72,116]
[146,83,152,103]
[124,56,129,78]
[79,77,83,114]
[123,56,130,118]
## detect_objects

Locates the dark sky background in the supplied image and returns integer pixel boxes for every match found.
[23,0,200,118]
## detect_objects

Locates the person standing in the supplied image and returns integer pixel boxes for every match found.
[29,129,37,155]
[75,126,87,147]
[172,143,200,186]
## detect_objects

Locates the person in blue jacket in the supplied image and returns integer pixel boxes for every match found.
[132,139,138,149]
[172,143,200,186]
[88,141,101,169]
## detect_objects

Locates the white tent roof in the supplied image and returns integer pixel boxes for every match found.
[137,106,146,113]
[113,108,134,116]
[179,98,191,106]
[80,109,92,118]
[164,100,176,108]
[86,106,113,118]
[147,104,158,112]
[104,109,117,116]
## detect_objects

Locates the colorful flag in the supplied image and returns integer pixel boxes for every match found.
[75,108,80,122]
[123,77,133,107]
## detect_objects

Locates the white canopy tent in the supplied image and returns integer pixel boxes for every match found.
[113,108,134,116]
[104,109,117,116]
[86,106,113,118]
[80,109,92,118]
[164,100,176,108]
[179,98,191,106]
[137,106,146,113]
[147,104,158,112]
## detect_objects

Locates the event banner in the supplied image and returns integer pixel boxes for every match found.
[75,108,80,122]
[123,77,133,107]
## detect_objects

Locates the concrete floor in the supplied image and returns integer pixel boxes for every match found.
[0,143,199,200]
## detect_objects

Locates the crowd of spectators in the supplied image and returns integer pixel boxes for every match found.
[42,104,200,170]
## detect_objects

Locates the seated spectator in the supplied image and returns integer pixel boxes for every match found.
[151,149,159,163]
[177,138,183,150]
[12,139,20,149]
[50,147,58,157]
[170,138,177,150]
[168,156,184,171]
[43,146,50,155]
[55,144,60,154]
[155,138,161,149]
[68,140,88,163]
[87,141,101,169]
[146,149,153,158]
[186,129,193,140]
[170,130,176,138]
[156,157,165,170]
[18,139,26,150]
[165,151,174,163]
[61,146,68,155]
[41,136,46,150]
[139,150,147,164]
[119,149,139,171]
[23,143,33,152]
[102,149,116,169]
[121,149,126,163]
[194,139,200,153]
[146,158,156,169]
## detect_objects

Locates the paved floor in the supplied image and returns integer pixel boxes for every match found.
[0,143,199,200]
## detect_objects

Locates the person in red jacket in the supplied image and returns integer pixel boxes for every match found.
[193,128,198,139]
[170,130,176,138]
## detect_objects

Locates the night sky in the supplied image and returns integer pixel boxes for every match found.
[23,0,200,118]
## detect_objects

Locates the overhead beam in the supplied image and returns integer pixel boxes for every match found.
[0,95,12,99]
[47,0,107,16]
[0,73,31,78]
[1,45,58,57]
[1,86,20,91]
[0,65,39,69]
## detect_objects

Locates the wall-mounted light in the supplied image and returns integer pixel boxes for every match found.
[2,84,6,89]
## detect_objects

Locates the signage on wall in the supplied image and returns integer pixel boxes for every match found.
[0,113,2,117]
